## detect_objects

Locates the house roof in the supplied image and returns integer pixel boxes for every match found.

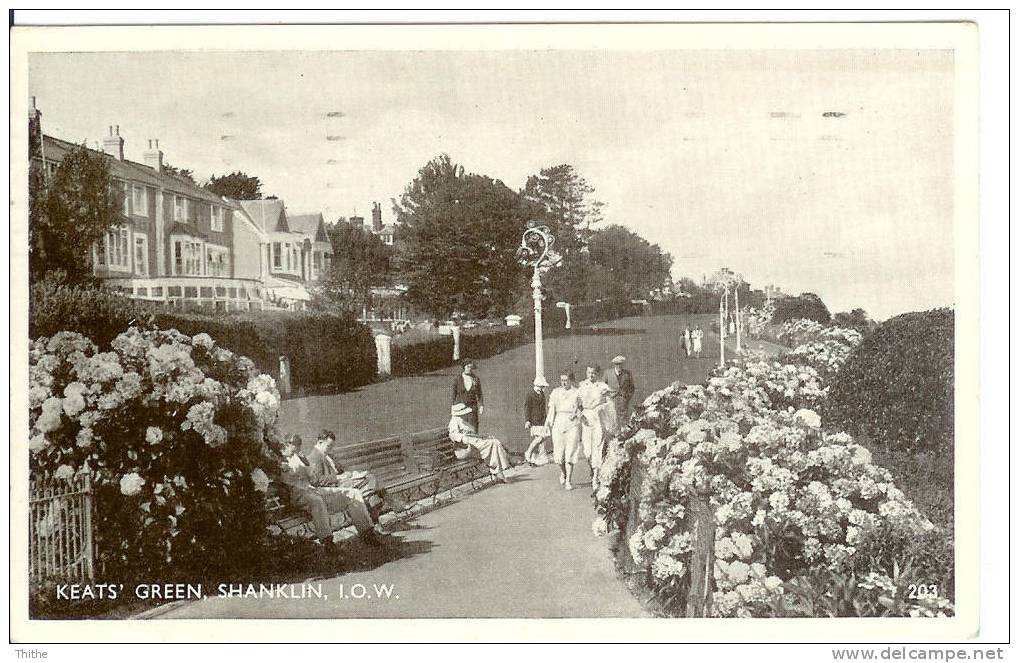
[238,199,289,234]
[41,135,225,205]
[372,224,396,235]
[288,213,329,243]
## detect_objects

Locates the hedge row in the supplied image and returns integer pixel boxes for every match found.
[826,308,954,453]
[29,282,376,393]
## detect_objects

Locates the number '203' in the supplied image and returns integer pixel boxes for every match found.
[908,584,939,599]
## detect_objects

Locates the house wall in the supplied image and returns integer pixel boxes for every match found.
[232,215,263,281]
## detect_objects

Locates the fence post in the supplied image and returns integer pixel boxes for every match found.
[375,334,392,376]
[685,495,716,617]
[451,325,461,363]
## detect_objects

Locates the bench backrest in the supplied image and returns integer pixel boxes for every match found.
[408,427,457,465]
[328,436,405,472]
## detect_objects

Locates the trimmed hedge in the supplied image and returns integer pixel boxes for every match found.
[29,282,376,393]
[826,308,954,453]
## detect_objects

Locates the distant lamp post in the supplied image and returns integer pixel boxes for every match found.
[518,225,561,384]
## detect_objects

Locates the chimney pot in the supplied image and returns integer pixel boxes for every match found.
[115,125,120,136]
[108,125,113,136]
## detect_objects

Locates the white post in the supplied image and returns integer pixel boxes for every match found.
[734,286,742,353]
[451,325,462,362]
[719,290,726,368]
[374,334,392,376]
[532,268,545,384]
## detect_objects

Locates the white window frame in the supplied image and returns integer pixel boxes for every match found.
[106,227,130,272]
[174,195,189,222]
[118,180,130,216]
[132,185,148,218]
[272,242,282,269]
[134,234,149,276]
[205,244,230,277]
[210,205,224,232]
[171,236,205,276]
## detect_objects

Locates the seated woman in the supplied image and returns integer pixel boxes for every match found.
[448,403,511,483]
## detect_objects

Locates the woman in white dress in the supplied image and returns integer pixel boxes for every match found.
[545,371,583,490]
[692,326,704,357]
[448,403,511,482]
[578,365,620,492]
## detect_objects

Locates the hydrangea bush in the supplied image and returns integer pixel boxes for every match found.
[742,301,776,339]
[593,323,953,618]
[29,328,287,580]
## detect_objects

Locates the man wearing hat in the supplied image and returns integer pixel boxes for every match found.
[523,376,550,466]
[610,355,636,419]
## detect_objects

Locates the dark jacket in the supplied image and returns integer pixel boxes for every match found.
[524,389,547,426]
[612,368,635,405]
[451,373,483,410]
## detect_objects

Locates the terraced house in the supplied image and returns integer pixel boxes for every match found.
[29,99,331,311]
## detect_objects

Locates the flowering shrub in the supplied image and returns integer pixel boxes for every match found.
[593,320,952,618]
[29,328,287,580]
[742,302,776,339]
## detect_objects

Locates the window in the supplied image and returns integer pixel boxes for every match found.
[284,243,291,271]
[312,251,321,279]
[172,238,204,276]
[100,227,130,271]
[134,235,148,276]
[132,185,148,217]
[210,205,224,232]
[272,242,282,269]
[206,245,230,277]
[174,195,189,222]
[118,181,130,216]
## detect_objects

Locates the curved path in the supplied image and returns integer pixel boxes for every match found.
[153,314,721,619]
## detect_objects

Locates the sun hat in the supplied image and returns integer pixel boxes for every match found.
[611,355,626,364]
[533,377,549,387]
[451,403,473,417]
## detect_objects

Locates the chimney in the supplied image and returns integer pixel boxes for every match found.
[143,138,163,173]
[371,201,382,232]
[102,125,125,161]
[28,97,42,157]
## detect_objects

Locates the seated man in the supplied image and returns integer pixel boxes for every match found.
[307,430,411,517]
[448,403,510,483]
[278,439,391,547]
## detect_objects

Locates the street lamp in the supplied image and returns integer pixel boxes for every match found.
[518,225,561,384]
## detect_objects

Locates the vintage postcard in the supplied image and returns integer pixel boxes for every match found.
[9,20,982,644]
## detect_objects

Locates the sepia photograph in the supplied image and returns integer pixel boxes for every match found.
[8,17,991,646]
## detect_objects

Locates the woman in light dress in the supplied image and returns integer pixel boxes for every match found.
[448,403,511,482]
[577,365,620,492]
[692,326,704,357]
[545,370,583,490]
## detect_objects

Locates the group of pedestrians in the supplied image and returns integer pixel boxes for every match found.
[522,356,635,492]
[681,325,705,358]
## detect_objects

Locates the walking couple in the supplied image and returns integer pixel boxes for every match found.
[682,325,704,358]
[530,357,633,492]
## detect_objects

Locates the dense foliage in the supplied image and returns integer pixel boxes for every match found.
[204,171,264,200]
[773,293,832,324]
[826,309,954,453]
[314,221,393,312]
[29,328,286,581]
[30,282,377,394]
[593,320,953,618]
[29,144,122,285]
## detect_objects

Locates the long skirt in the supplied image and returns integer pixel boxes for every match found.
[551,414,582,465]
[581,403,620,471]
[525,426,552,465]
[464,435,511,474]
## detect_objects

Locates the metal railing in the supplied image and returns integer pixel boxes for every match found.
[29,474,95,583]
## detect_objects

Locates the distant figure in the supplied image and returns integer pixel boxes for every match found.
[682,326,692,357]
[451,359,484,432]
[692,326,704,357]
[523,377,550,466]
[610,355,636,419]
[448,404,510,482]
[546,370,582,491]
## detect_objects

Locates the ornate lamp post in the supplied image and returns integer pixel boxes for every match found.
[518,226,561,384]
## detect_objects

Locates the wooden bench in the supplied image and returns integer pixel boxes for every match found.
[408,427,492,494]
[327,435,440,505]
[265,484,353,540]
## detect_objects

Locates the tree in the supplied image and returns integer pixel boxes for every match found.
[163,162,195,184]
[205,171,263,200]
[521,164,604,302]
[833,308,876,333]
[313,222,393,311]
[393,154,531,318]
[585,224,673,301]
[30,143,122,285]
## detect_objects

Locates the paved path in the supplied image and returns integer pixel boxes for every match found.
[154,314,722,619]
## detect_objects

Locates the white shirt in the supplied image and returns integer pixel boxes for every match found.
[462,374,475,391]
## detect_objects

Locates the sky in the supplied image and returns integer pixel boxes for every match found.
[28,49,955,320]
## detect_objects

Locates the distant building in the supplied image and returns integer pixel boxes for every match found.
[29,99,330,311]
[368,201,396,246]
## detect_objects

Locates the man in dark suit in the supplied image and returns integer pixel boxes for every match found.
[610,355,636,419]
[451,359,484,432]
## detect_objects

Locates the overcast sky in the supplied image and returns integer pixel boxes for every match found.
[29,49,954,320]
